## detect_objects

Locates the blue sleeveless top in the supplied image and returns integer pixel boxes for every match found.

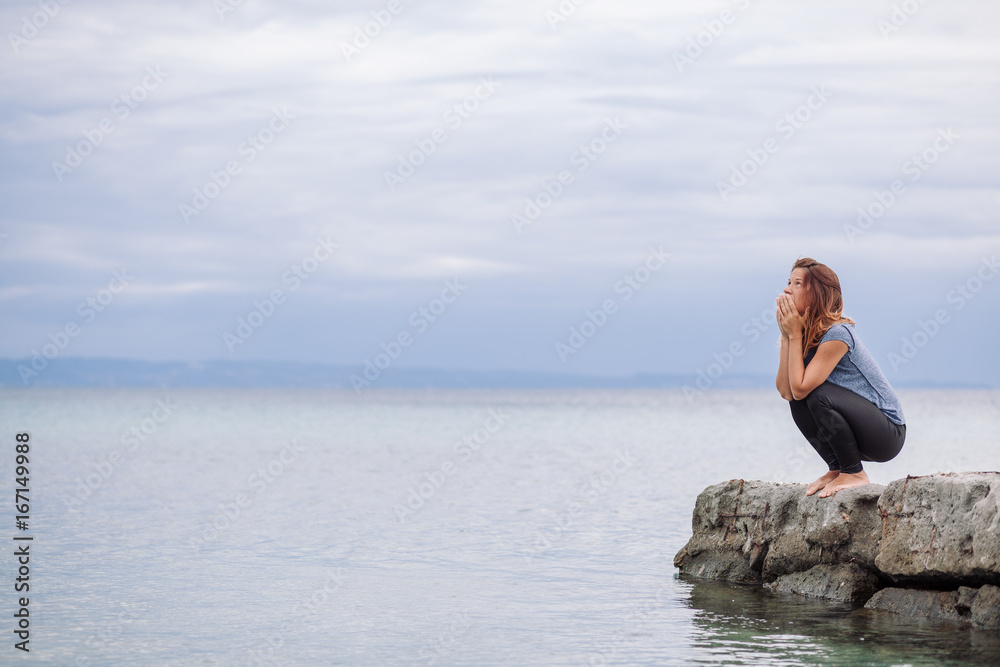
[803,322,905,425]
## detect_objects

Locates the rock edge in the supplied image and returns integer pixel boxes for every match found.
[674,472,1000,629]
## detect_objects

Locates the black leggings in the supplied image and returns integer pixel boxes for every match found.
[789,381,905,475]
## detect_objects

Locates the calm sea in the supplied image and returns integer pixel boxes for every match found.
[0,388,998,666]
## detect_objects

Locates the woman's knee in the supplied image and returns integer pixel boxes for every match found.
[804,381,838,405]
[804,386,838,420]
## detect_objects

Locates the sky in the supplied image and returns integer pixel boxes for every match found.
[1,0,999,386]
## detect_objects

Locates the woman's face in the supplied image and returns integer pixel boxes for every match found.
[784,268,812,315]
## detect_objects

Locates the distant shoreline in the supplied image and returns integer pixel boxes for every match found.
[0,358,992,390]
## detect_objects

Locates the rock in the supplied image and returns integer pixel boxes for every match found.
[672,546,761,585]
[864,587,966,623]
[673,479,884,584]
[876,472,1000,586]
[676,473,1000,627]
[970,584,1000,630]
[766,563,881,603]
[864,584,1000,629]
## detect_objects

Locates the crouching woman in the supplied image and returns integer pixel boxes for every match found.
[776,258,906,497]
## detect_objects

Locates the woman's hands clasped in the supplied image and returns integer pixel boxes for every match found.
[776,294,807,340]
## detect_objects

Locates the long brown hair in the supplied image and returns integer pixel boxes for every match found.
[792,257,854,354]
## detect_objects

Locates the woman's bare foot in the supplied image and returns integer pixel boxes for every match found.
[817,470,870,498]
[806,470,840,496]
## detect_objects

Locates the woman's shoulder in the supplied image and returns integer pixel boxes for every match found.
[827,320,855,333]
[820,320,856,346]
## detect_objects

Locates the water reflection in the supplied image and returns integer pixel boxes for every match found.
[679,575,1000,666]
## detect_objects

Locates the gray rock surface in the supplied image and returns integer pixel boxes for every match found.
[863,587,967,623]
[875,472,1000,586]
[864,584,1000,629]
[673,479,884,584]
[970,584,1000,630]
[675,472,1000,626]
[766,563,881,603]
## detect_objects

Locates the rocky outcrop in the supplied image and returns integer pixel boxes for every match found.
[673,479,884,584]
[766,563,881,603]
[674,472,1000,628]
[864,585,1000,629]
[876,473,1000,587]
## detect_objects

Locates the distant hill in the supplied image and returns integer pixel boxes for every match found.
[0,358,988,390]
[0,357,774,389]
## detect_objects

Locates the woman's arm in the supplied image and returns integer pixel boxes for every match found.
[776,294,848,400]
[785,337,848,400]
[775,303,794,400]
[776,336,794,401]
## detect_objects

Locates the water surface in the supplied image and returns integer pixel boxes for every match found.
[1,388,997,665]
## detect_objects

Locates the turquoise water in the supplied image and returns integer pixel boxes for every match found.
[0,388,998,665]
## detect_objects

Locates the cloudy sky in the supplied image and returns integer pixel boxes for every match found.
[1,0,998,385]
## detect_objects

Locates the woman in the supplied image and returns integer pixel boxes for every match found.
[775,258,906,497]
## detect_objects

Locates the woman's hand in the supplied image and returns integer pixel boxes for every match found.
[776,294,807,340]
